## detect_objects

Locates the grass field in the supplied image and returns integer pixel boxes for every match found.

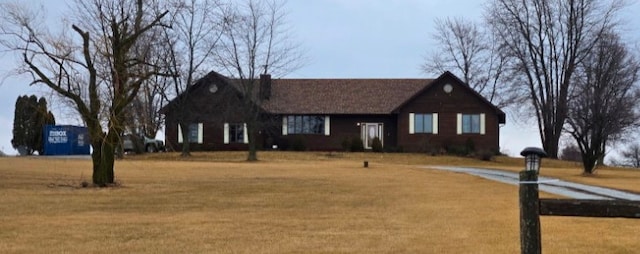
[1,152,639,253]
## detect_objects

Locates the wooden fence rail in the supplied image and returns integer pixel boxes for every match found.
[539,199,640,218]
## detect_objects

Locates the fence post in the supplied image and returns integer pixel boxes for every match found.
[519,170,541,254]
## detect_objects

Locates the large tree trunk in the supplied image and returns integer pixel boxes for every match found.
[89,126,119,186]
[246,121,258,161]
[542,124,561,159]
[91,142,104,184]
[91,143,116,186]
[597,144,606,166]
[543,141,559,160]
[576,135,605,175]
[179,122,191,157]
[581,151,599,175]
[543,123,564,159]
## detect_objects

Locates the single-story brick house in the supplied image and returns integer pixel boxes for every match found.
[161,71,506,153]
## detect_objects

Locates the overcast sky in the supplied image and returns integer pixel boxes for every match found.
[1,0,639,157]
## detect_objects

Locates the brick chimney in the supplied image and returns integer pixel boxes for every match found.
[260,74,271,100]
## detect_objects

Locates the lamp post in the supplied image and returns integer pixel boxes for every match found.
[519,147,547,254]
[521,147,547,172]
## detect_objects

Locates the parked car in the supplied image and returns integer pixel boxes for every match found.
[122,134,165,153]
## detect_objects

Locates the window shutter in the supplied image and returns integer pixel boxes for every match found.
[432,113,438,134]
[223,123,229,144]
[378,123,384,146]
[324,116,330,136]
[456,114,462,134]
[480,113,486,135]
[243,123,249,144]
[197,123,203,144]
[282,116,288,135]
[409,113,415,134]
[178,124,183,143]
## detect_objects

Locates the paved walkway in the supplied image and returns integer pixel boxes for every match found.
[427,166,640,201]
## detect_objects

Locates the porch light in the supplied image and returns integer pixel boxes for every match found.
[520,147,547,172]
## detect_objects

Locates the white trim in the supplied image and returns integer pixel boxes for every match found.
[480,113,486,135]
[223,123,229,144]
[197,123,203,144]
[378,123,384,147]
[243,123,249,144]
[282,116,288,135]
[178,124,183,143]
[324,116,330,136]
[456,113,462,134]
[432,113,438,134]
[361,124,366,144]
[409,113,415,134]
[364,123,374,149]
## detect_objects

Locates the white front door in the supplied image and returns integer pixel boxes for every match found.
[362,123,383,149]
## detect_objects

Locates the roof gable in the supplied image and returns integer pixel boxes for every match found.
[393,71,506,123]
[160,71,235,113]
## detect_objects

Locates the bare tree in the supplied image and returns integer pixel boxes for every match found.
[619,143,640,168]
[0,0,168,186]
[215,0,303,161]
[159,0,224,157]
[123,25,173,143]
[127,75,171,139]
[424,17,516,108]
[566,31,640,174]
[486,0,625,158]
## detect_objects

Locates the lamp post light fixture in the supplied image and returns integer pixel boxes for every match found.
[520,147,548,173]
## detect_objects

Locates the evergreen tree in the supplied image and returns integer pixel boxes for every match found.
[34,97,55,154]
[25,95,38,154]
[12,95,56,155]
[11,96,28,154]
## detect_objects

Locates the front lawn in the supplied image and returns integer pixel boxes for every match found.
[1,153,638,253]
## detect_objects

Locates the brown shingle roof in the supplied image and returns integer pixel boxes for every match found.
[262,79,433,114]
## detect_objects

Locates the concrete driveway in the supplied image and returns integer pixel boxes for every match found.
[427,166,640,201]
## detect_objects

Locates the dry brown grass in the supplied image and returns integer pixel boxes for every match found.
[1,152,639,253]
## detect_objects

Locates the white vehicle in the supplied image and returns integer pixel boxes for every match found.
[122,134,165,153]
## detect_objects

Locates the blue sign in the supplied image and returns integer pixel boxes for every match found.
[43,125,91,155]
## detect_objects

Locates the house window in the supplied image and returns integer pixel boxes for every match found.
[224,123,247,144]
[414,114,433,133]
[228,123,244,143]
[286,115,325,134]
[188,124,199,142]
[178,123,203,144]
[409,113,438,134]
[462,114,481,134]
